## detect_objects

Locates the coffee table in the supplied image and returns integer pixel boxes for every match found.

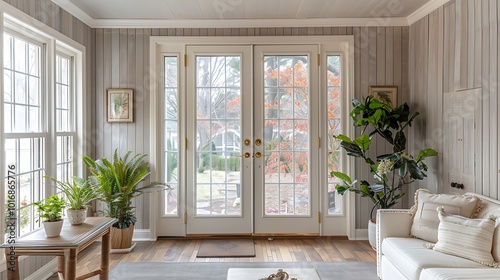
[227,268,320,280]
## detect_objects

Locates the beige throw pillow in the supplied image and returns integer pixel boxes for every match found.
[430,207,498,267]
[410,189,482,242]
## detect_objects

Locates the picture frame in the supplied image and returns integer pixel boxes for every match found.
[368,86,398,107]
[106,88,134,123]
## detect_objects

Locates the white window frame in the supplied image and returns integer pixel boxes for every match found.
[0,2,87,267]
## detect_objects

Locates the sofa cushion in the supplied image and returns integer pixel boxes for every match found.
[470,193,500,262]
[382,237,485,280]
[420,268,500,280]
[431,207,498,267]
[410,189,482,242]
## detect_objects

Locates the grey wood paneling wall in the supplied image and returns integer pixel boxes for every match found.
[94,26,409,230]
[409,0,499,200]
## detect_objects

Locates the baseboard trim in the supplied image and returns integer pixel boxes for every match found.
[132,229,156,241]
[26,258,57,280]
[354,229,368,240]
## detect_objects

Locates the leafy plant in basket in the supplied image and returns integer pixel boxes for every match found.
[83,149,170,230]
[330,96,438,219]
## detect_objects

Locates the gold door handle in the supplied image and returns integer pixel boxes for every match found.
[254,152,270,158]
[244,139,251,146]
[244,152,251,158]
[255,139,262,146]
[255,152,263,158]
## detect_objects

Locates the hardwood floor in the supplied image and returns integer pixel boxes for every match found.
[48,237,375,279]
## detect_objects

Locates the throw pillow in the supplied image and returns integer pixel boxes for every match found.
[430,207,499,267]
[410,189,483,242]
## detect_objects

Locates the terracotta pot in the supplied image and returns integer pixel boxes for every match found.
[67,209,87,225]
[368,218,377,250]
[43,220,64,237]
[111,225,134,249]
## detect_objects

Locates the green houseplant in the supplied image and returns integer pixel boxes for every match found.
[46,176,99,225]
[33,195,66,237]
[330,97,437,247]
[83,149,169,250]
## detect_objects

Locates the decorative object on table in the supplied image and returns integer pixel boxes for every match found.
[368,86,398,107]
[330,96,437,248]
[106,88,134,122]
[45,175,99,225]
[33,195,66,237]
[261,269,294,280]
[83,148,170,252]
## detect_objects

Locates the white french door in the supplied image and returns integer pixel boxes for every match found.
[153,37,352,237]
[253,45,319,234]
[185,46,253,234]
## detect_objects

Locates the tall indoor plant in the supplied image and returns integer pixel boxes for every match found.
[83,149,169,251]
[330,96,437,247]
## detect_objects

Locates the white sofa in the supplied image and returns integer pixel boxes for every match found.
[376,192,500,280]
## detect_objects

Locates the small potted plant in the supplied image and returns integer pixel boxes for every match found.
[46,176,99,225]
[33,195,66,237]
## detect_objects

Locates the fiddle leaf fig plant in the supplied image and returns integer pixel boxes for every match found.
[331,96,438,219]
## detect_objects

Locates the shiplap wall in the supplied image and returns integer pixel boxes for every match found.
[94,26,409,230]
[1,0,94,278]
[409,0,499,200]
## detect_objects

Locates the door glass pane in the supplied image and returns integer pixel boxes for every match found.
[164,56,179,215]
[326,55,343,215]
[263,55,310,216]
[195,55,242,216]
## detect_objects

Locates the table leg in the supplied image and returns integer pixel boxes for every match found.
[5,248,19,280]
[64,248,77,280]
[58,256,65,278]
[100,229,111,280]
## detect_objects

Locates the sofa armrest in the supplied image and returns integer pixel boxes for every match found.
[376,209,412,279]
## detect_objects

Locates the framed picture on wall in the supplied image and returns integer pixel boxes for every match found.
[106,88,134,122]
[368,86,398,107]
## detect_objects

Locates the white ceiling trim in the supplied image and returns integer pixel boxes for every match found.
[407,0,450,25]
[52,0,449,29]
[52,0,94,25]
[91,17,409,29]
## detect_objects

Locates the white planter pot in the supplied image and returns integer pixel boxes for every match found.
[368,218,377,250]
[67,209,87,225]
[43,220,64,237]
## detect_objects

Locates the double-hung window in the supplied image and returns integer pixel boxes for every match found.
[2,17,84,240]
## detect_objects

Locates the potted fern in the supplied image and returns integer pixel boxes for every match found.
[46,176,99,225]
[83,149,169,251]
[33,195,66,237]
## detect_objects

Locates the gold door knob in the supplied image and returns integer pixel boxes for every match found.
[244,152,251,158]
[244,139,251,146]
[255,139,262,146]
[255,152,262,158]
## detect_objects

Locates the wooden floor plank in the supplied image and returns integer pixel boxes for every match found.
[48,238,375,279]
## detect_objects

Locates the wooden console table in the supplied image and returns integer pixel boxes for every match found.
[1,217,116,280]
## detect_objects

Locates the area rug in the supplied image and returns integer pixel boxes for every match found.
[109,262,377,280]
[196,239,256,257]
